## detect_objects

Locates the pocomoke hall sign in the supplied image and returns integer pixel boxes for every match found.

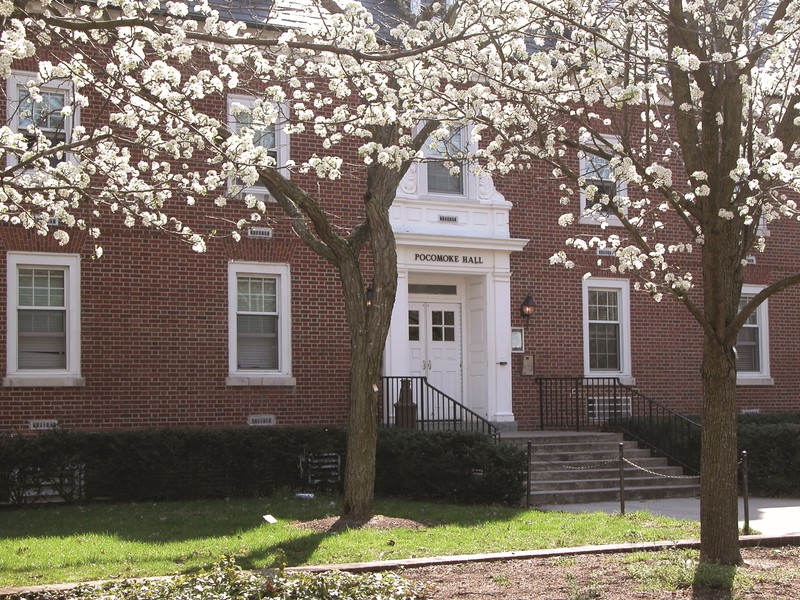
[414,253,485,264]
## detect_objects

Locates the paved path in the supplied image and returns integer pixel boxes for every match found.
[538,496,800,536]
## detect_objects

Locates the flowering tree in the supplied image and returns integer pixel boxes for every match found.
[448,0,800,565]
[6,0,794,559]
[0,0,500,518]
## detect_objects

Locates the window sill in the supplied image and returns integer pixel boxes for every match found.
[579,215,625,227]
[3,375,85,387]
[226,375,297,387]
[737,376,774,386]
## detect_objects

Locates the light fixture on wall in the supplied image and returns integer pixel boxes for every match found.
[520,294,536,325]
[366,285,374,307]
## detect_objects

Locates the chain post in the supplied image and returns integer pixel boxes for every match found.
[619,442,626,516]
[742,450,750,535]
[526,440,532,509]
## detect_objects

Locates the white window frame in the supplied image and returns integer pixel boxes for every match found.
[7,71,78,170]
[226,95,290,197]
[421,125,467,198]
[5,252,83,387]
[582,278,633,383]
[396,122,511,206]
[578,144,627,226]
[736,284,772,385]
[226,261,295,386]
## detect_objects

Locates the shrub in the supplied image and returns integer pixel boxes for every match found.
[738,422,800,496]
[7,557,428,600]
[0,428,347,505]
[0,427,522,506]
[375,429,526,504]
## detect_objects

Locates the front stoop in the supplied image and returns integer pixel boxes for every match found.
[502,431,700,505]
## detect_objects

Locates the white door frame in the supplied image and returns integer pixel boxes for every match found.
[384,237,526,426]
[408,301,463,405]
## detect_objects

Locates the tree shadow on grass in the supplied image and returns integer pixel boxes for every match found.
[0,494,523,543]
[691,562,738,599]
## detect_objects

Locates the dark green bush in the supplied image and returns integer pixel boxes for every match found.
[736,412,800,426]
[0,428,346,504]
[0,427,522,506]
[738,422,800,496]
[375,429,526,504]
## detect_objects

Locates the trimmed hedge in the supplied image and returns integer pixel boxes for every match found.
[0,427,524,506]
[738,422,800,496]
[376,429,526,505]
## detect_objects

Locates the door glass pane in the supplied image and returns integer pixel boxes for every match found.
[430,310,456,342]
[408,310,420,341]
[444,311,455,341]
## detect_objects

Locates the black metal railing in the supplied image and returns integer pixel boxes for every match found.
[381,376,499,441]
[537,377,701,474]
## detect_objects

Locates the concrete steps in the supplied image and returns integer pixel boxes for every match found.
[502,431,700,505]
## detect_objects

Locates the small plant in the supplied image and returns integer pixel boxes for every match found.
[625,549,697,591]
[492,573,510,586]
[8,558,429,600]
[565,573,601,600]
[269,570,428,599]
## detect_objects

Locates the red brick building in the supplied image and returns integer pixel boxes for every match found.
[2,4,798,436]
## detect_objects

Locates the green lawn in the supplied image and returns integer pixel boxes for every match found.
[0,492,700,588]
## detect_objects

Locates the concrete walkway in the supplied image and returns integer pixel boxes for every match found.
[538,496,800,536]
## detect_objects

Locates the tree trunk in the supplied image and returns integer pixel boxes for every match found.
[699,332,742,565]
[342,336,381,519]
[698,222,744,565]
[339,172,400,520]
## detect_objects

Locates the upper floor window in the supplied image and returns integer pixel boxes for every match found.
[736,285,772,385]
[227,261,295,386]
[409,0,456,15]
[395,122,509,207]
[5,252,82,387]
[579,146,626,226]
[425,127,464,195]
[583,278,632,382]
[7,73,76,169]
[227,95,289,195]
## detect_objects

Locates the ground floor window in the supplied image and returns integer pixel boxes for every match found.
[582,278,631,380]
[736,285,771,385]
[227,262,293,385]
[5,252,81,385]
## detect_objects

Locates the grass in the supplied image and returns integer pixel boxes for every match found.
[623,547,800,597]
[0,491,700,588]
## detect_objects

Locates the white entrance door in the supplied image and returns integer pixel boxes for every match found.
[408,302,462,405]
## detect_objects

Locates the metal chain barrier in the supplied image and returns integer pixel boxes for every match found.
[622,458,701,480]
[524,440,705,515]
[533,455,619,470]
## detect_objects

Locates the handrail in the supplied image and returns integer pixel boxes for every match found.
[537,377,701,474]
[381,376,499,441]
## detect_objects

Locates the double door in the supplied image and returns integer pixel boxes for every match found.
[408,302,462,405]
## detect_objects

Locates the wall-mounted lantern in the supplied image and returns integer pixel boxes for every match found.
[520,294,536,325]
